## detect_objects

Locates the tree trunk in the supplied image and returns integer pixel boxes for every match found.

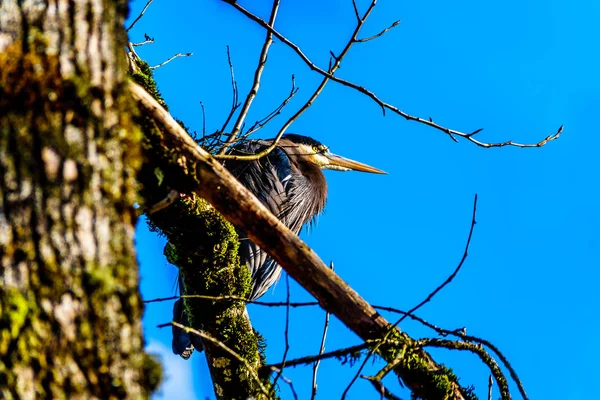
[0,2,159,399]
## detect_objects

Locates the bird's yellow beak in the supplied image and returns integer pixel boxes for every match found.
[324,153,387,174]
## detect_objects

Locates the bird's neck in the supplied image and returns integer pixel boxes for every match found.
[295,161,328,215]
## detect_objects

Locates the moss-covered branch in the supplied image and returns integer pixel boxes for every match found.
[130,56,270,399]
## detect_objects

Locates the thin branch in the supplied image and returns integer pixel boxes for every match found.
[218,45,240,133]
[144,293,318,307]
[199,101,207,138]
[273,274,291,387]
[418,338,511,400]
[144,295,179,303]
[311,262,333,400]
[126,0,154,32]
[223,0,563,148]
[266,342,373,370]
[132,34,155,47]
[351,0,361,22]
[132,39,153,47]
[150,52,193,70]
[398,194,478,324]
[360,343,409,400]
[341,341,375,399]
[216,0,378,161]
[356,20,401,42]
[361,375,403,400]
[219,0,281,154]
[488,375,494,400]
[270,367,299,400]
[244,75,298,138]
[343,194,478,398]
[170,321,269,397]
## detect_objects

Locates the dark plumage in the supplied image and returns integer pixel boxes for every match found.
[172,134,385,358]
[227,135,328,299]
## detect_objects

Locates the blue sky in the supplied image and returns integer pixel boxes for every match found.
[128,1,600,399]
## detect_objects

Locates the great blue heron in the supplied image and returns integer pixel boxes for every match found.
[172,134,385,358]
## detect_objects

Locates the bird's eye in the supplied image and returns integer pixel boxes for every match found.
[312,145,321,153]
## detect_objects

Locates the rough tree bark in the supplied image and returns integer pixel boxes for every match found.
[0,2,160,399]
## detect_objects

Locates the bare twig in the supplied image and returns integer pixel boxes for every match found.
[266,342,373,370]
[216,0,378,161]
[144,293,318,308]
[127,0,154,32]
[270,367,299,400]
[341,341,375,399]
[170,321,269,397]
[244,75,298,137]
[343,325,411,400]
[219,0,281,154]
[223,0,563,148]
[218,46,241,133]
[360,343,408,400]
[200,101,207,138]
[133,34,155,47]
[310,262,333,400]
[150,52,193,70]
[361,375,403,400]
[273,274,291,387]
[351,0,361,22]
[488,375,494,400]
[343,194,478,398]
[132,39,153,47]
[357,20,401,42]
[398,194,478,324]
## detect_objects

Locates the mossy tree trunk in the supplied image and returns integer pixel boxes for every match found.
[0,2,159,399]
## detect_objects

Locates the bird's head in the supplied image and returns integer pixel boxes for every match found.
[280,134,386,174]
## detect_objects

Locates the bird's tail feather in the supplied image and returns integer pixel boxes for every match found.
[171,297,197,359]
[171,272,204,359]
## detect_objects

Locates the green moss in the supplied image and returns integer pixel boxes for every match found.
[85,262,122,296]
[149,194,265,399]
[370,330,478,400]
[132,59,202,207]
[131,60,167,110]
[142,353,163,393]
[0,290,33,355]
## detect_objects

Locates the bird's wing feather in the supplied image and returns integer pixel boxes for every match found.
[225,141,302,300]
